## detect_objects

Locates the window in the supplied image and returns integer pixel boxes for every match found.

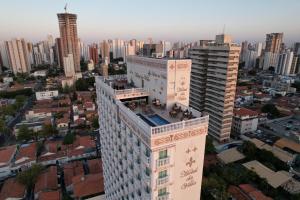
[158,170,167,178]
[159,149,168,159]
[158,187,167,196]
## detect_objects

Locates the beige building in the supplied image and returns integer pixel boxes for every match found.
[265,33,283,53]
[189,34,240,142]
[5,38,31,75]
[57,12,80,73]
[96,56,208,200]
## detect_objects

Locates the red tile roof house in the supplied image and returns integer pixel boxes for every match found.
[63,161,85,193]
[0,145,17,180]
[38,136,96,167]
[11,143,37,172]
[84,102,96,111]
[34,166,59,200]
[87,159,103,174]
[239,184,273,200]
[72,173,104,200]
[0,177,26,200]
[38,190,61,200]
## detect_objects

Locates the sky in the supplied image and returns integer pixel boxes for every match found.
[0,0,299,45]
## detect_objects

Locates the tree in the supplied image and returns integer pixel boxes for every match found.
[17,124,33,141]
[261,104,280,118]
[92,117,99,129]
[80,59,88,71]
[75,78,89,91]
[17,164,44,190]
[205,136,215,154]
[63,132,75,145]
[291,81,300,92]
[41,124,58,137]
[201,174,228,200]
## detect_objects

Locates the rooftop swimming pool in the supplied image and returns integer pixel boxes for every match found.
[148,114,170,126]
[137,113,170,127]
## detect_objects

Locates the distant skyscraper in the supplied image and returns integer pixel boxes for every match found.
[55,38,64,67]
[142,43,163,57]
[100,40,110,63]
[189,34,241,142]
[276,49,294,75]
[89,44,99,64]
[265,33,283,53]
[57,12,80,73]
[0,42,10,68]
[5,38,31,75]
[294,42,300,55]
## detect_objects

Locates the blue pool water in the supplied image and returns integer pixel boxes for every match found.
[137,113,156,127]
[148,114,170,126]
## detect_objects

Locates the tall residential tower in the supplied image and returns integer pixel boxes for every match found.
[57,12,80,76]
[5,38,31,75]
[189,34,240,143]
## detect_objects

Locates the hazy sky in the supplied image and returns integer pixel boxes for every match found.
[0,0,299,45]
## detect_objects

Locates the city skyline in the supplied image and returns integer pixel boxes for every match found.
[0,0,299,45]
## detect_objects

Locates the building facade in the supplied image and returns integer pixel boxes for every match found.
[232,108,258,136]
[57,12,80,73]
[189,34,240,142]
[96,56,208,200]
[5,38,31,75]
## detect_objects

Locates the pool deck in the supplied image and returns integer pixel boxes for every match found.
[129,103,193,126]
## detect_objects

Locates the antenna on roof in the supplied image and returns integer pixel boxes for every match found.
[64,3,68,13]
[222,24,226,35]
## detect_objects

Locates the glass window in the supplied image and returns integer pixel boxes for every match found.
[159,149,167,159]
[158,187,167,196]
[158,170,167,178]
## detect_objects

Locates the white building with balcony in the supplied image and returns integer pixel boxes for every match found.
[96,56,209,200]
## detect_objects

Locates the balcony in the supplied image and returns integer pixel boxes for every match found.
[156,157,170,168]
[156,193,169,200]
[157,176,169,186]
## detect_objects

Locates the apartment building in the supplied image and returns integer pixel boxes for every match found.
[96,56,209,200]
[189,34,241,142]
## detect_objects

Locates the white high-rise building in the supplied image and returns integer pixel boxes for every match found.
[5,38,31,74]
[96,56,209,200]
[112,39,125,59]
[276,49,294,75]
[262,52,279,70]
[161,41,172,57]
[0,42,10,68]
[79,41,89,61]
[63,54,75,77]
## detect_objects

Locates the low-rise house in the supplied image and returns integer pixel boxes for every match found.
[0,177,26,200]
[87,159,102,174]
[243,160,291,188]
[217,147,245,164]
[229,184,273,200]
[38,190,61,200]
[25,109,52,121]
[0,145,17,180]
[232,108,259,136]
[12,143,36,171]
[64,161,85,192]
[36,90,59,101]
[84,102,96,111]
[38,136,96,166]
[34,166,59,199]
[33,70,47,77]
[56,113,69,134]
[73,173,104,200]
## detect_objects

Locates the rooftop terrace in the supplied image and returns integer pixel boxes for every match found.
[97,75,209,137]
